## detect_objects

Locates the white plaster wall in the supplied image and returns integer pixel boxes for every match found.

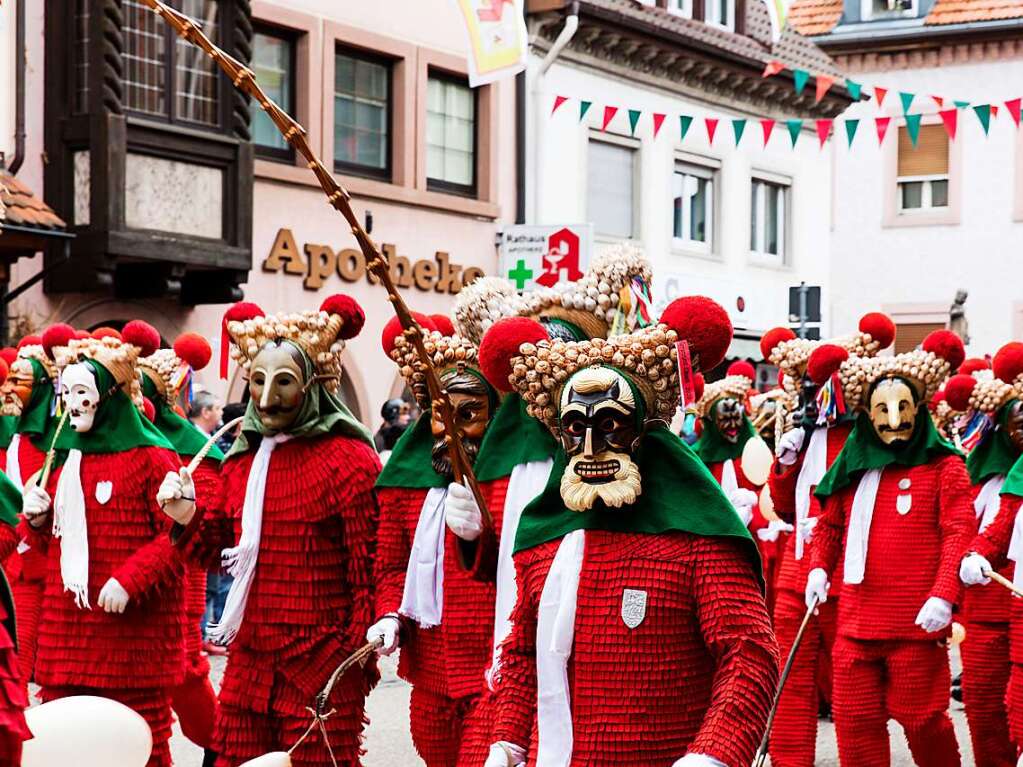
[528,54,836,339]
[829,58,1023,355]
[0,0,15,165]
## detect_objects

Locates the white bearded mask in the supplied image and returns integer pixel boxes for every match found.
[61,362,100,433]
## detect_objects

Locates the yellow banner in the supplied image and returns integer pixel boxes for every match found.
[453,0,528,87]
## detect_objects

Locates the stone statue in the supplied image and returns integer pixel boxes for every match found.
[948,289,970,346]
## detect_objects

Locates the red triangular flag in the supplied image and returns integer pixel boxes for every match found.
[815,119,833,148]
[652,113,666,139]
[931,95,944,108]
[551,95,569,115]
[705,117,719,145]
[815,75,836,103]
[875,116,892,145]
[601,106,618,131]
[762,60,785,78]
[760,119,776,146]
[992,104,1000,117]
[938,109,958,140]
[1006,98,1022,127]
[874,86,888,107]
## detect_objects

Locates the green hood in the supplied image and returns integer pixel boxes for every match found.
[816,409,960,499]
[0,470,21,527]
[225,341,373,459]
[0,417,16,450]
[692,412,757,464]
[967,400,1021,485]
[19,358,58,450]
[513,426,762,583]
[375,412,448,489]
[473,393,558,482]
[141,374,225,462]
[55,359,173,454]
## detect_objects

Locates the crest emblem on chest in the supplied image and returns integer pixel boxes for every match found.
[95,481,113,505]
[621,588,647,629]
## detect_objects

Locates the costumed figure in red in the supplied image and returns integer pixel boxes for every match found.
[18,322,186,767]
[479,295,779,767]
[805,329,972,767]
[762,312,896,767]
[139,333,224,759]
[956,342,1023,763]
[367,315,500,766]
[158,296,380,767]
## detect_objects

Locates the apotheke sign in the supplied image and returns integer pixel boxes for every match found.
[262,228,485,294]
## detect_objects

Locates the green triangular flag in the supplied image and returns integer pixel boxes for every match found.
[844,118,859,147]
[628,109,641,135]
[680,114,693,140]
[732,119,747,146]
[786,119,803,147]
[793,69,810,95]
[974,104,991,134]
[905,113,922,146]
[846,79,862,100]
[898,92,915,114]
[954,100,970,110]
[579,100,592,121]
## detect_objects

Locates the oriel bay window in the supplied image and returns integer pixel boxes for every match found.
[334,47,392,180]
[252,25,297,161]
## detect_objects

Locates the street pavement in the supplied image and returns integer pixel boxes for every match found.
[155,651,975,766]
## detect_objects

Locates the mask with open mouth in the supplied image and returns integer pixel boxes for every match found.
[558,366,642,512]
[429,369,492,479]
[711,396,744,443]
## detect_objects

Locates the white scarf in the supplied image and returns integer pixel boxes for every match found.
[487,458,554,689]
[720,458,739,497]
[209,433,291,644]
[536,528,585,767]
[794,427,829,560]
[843,468,883,585]
[1007,501,1023,589]
[975,475,1006,534]
[53,448,89,608]
[398,487,449,629]
[5,434,22,491]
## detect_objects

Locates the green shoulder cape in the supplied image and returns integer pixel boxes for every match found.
[0,470,21,527]
[816,410,960,499]
[375,412,447,490]
[513,427,762,581]
[473,393,557,482]
[141,375,224,462]
[968,400,1021,485]
[0,417,15,450]
[692,414,756,464]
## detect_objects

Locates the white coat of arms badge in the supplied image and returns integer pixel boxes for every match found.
[621,588,647,629]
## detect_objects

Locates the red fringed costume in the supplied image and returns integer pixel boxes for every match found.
[0,600,29,767]
[183,435,380,767]
[810,454,973,766]
[25,445,185,767]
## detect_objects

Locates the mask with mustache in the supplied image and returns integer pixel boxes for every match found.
[430,369,492,480]
[712,397,744,443]
[248,342,307,434]
[869,376,919,446]
[0,359,35,417]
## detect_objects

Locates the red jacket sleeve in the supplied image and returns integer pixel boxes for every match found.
[931,456,975,605]
[0,526,18,564]
[808,485,849,578]
[372,487,411,620]
[973,493,1022,566]
[768,459,802,525]
[112,449,189,602]
[689,536,780,766]
[174,460,235,570]
[491,550,540,748]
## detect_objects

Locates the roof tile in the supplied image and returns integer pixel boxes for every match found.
[788,0,844,35]
[925,0,1023,24]
[0,171,67,232]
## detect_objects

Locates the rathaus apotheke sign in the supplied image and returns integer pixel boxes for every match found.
[262,228,485,294]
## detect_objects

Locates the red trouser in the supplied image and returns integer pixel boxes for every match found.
[768,590,838,767]
[1006,662,1023,750]
[170,672,218,750]
[831,636,960,767]
[12,579,41,685]
[409,686,492,767]
[961,621,1015,767]
[40,686,173,767]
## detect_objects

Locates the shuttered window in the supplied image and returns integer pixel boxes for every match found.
[894,322,944,354]
[897,124,949,212]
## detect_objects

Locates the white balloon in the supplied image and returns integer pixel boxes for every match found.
[23,696,152,767]
[740,434,774,487]
[240,753,293,767]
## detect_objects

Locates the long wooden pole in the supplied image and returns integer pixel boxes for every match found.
[985,569,1023,599]
[140,0,491,526]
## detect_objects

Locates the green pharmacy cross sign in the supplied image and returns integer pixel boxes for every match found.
[508,259,534,290]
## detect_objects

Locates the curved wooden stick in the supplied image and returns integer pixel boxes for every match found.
[185,415,245,474]
[139,0,492,529]
[315,638,383,717]
[984,568,1023,599]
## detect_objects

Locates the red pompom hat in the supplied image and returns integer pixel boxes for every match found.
[806,344,849,387]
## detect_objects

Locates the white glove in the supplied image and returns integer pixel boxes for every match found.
[22,486,52,528]
[915,597,953,633]
[97,578,129,614]
[484,742,526,767]
[805,567,829,610]
[797,516,819,545]
[960,553,992,586]
[157,468,196,526]
[445,482,482,541]
[672,754,727,767]
[728,488,758,527]
[365,615,401,656]
[777,427,806,466]
[757,519,794,543]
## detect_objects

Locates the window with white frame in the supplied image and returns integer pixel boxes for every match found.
[705,0,736,30]
[426,72,477,195]
[862,0,917,20]
[750,176,788,263]
[672,162,714,253]
[897,124,949,212]
[667,0,694,17]
[587,138,637,240]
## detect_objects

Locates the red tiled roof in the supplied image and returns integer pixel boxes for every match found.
[0,172,66,232]
[788,0,844,35]
[925,0,1023,24]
